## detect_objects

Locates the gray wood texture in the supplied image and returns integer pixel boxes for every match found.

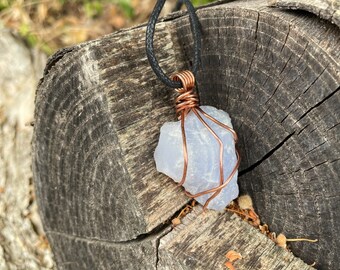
[158,207,312,270]
[32,0,339,269]
[268,0,340,27]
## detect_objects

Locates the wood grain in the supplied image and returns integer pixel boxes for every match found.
[34,23,188,243]
[33,0,339,269]
[158,206,313,270]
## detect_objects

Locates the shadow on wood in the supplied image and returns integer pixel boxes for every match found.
[32,0,339,269]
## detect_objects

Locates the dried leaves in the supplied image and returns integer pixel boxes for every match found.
[226,195,261,228]
[171,200,196,227]
[225,250,242,269]
[225,261,236,270]
[226,250,242,262]
[226,194,318,267]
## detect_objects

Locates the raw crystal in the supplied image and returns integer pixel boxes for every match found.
[154,105,239,211]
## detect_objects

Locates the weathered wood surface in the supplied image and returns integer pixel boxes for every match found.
[158,207,312,270]
[0,28,54,269]
[33,0,339,269]
[268,0,340,27]
[45,208,313,270]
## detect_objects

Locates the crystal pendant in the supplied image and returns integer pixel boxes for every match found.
[154,71,240,211]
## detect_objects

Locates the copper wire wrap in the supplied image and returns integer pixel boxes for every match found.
[171,70,241,210]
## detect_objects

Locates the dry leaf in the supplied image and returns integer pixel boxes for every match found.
[171,218,181,226]
[248,209,258,220]
[248,209,260,226]
[178,204,193,219]
[225,250,242,262]
[225,261,236,270]
[268,232,276,241]
[259,224,269,234]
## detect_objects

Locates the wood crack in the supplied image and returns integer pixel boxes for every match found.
[304,160,328,172]
[242,12,260,88]
[155,227,173,270]
[239,132,295,176]
[43,47,76,76]
[47,222,171,247]
[295,86,339,124]
[47,201,190,248]
[305,141,326,155]
[302,64,329,94]
[280,24,291,52]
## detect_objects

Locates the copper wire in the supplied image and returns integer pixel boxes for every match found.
[171,70,241,210]
[172,70,199,119]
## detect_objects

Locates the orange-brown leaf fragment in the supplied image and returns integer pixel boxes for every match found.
[259,224,269,235]
[225,250,242,262]
[225,261,236,270]
[248,209,259,221]
[268,232,276,241]
[171,218,181,227]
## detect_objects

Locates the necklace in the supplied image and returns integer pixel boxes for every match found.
[146,0,240,211]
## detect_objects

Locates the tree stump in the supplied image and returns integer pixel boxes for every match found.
[32,0,339,269]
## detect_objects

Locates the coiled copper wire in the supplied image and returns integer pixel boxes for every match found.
[171,70,241,210]
[172,70,199,119]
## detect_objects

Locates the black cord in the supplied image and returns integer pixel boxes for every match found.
[145,0,202,89]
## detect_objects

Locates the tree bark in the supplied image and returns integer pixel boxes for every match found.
[32,0,339,269]
[268,0,340,27]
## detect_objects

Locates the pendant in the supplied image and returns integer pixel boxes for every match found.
[154,71,240,211]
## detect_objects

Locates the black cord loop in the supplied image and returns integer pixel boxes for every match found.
[145,0,202,89]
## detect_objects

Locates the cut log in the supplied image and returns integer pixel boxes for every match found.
[32,0,340,269]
